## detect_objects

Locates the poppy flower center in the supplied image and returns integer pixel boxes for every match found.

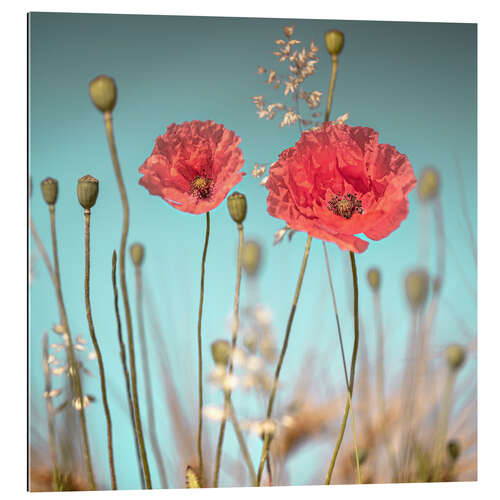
[190,176,213,199]
[328,193,363,219]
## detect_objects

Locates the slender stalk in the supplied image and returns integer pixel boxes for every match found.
[103,111,152,488]
[48,204,95,489]
[228,401,257,485]
[213,222,244,487]
[255,235,313,485]
[134,262,169,488]
[324,55,339,122]
[372,288,399,478]
[42,332,61,491]
[322,243,361,484]
[325,251,360,485]
[112,252,146,489]
[83,210,117,489]
[197,211,211,486]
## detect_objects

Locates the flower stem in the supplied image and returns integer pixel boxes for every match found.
[197,211,211,486]
[103,111,152,488]
[322,243,361,484]
[255,235,313,486]
[213,222,244,487]
[324,55,339,122]
[48,204,95,490]
[83,210,117,489]
[325,251,360,485]
[42,332,61,491]
[29,213,56,287]
[134,260,169,489]
[228,401,257,485]
[112,251,145,488]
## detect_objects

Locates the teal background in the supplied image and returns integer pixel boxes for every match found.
[29,13,477,489]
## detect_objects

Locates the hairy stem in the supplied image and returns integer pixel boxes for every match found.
[112,252,145,488]
[325,251,360,485]
[322,243,361,484]
[103,111,152,488]
[49,205,95,490]
[197,211,211,486]
[324,55,339,122]
[83,211,116,489]
[213,223,244,487]
[255,235,312,485]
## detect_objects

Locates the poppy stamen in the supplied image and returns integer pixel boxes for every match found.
[191,176,213,199]
[328,192,363,219]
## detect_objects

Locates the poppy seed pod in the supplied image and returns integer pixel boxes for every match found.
[446,439,461,462]
[325,30,344,56]
[405,269,430,310]
[211,340,231,367]
[41,177,59,205]
[367,267,381,292]
[89,75,117,113]
[418,166,440,201]
[130,243,145,267]
[242,240,262,277]
[445,344,466,372]
[77,175,99,210]
[227,191,247,224]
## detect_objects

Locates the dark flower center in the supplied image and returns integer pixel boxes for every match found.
[190,176,213,199]
[328,193,363,219]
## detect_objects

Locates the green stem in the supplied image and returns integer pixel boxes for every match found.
[42,332,61,491]
[324,55,339,122]
[322,243,361,484]
[84,210,117,489]
[255,235,313,486]
[103,111,152,488]
[112,252,145,488]
[134,262,169,488]
[213,223,244,487]
[325,251,360,485]
[48,205,95,490]
[197,211,211,486]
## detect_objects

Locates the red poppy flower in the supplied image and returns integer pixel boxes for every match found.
[266,123,416,253]
[139,120,245,214]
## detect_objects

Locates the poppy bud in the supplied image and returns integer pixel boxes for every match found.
[325,30,344,56]
[405,269,430,310]
[242,240,262,277]
[211,340,231,367]
[89,75,117,113]
[418,167,440,202]
[446,439,461,462]
[367,267,381,292]
[227,191,247,224]
[77,175,99,210]
[130,243,145,267]
[41,177,58,206]
[445,344,466,372]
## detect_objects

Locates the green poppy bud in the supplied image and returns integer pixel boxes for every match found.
[418,167,440,202]
[325,30,344,56]
[405,269,430,310]
[367,267,381,292]
[445,344,466,372]
[242,240,262,277]
[227,191,247,224]
[211,340,231,367]
[130,243,145,267]
[77,175,99,210]
[89,75,117,113]
[41,177,58,206]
